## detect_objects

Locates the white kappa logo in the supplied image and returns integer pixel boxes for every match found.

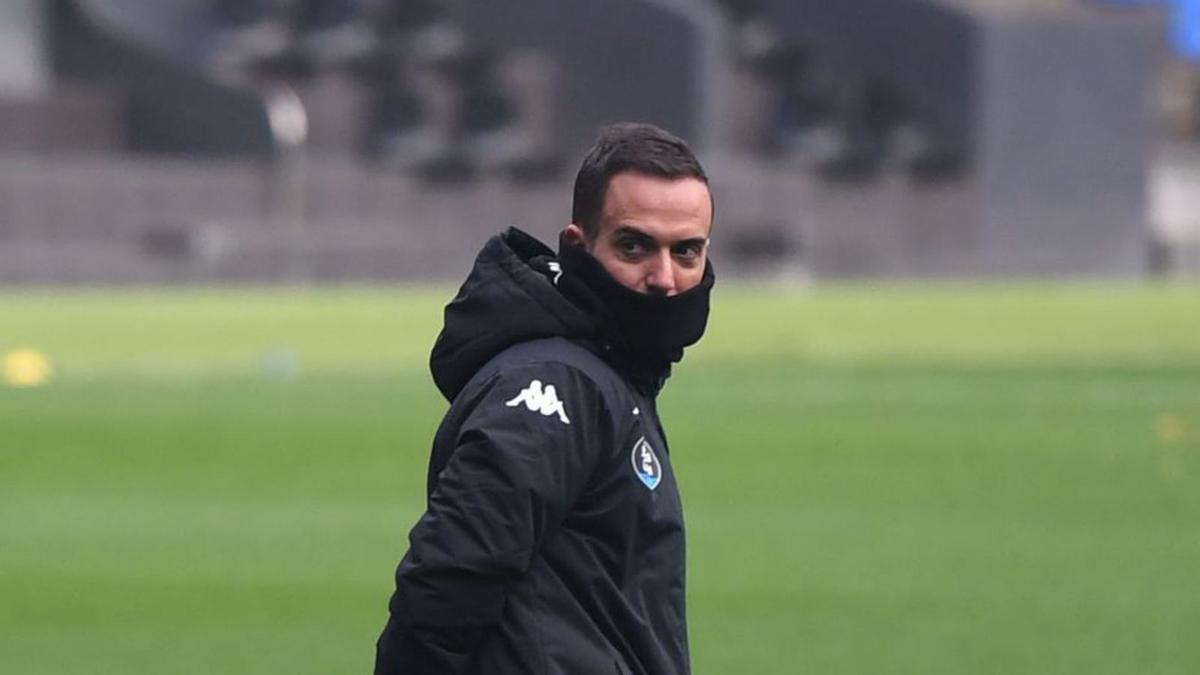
[505,379,571,425]
[631,437,662,490]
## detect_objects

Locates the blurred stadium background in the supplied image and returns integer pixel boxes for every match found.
[2,0,1199,281]
[2,1,1200,674]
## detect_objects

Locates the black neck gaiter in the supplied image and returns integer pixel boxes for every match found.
[556,234,715,366]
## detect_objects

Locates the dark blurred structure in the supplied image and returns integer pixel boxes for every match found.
[0,0,1191,283]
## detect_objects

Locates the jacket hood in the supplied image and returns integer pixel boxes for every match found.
[430,228,594,400]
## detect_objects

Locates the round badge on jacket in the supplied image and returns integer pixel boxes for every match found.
[631,436,662,490]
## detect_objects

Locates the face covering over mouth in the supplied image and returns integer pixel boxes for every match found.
[556,234,715,364]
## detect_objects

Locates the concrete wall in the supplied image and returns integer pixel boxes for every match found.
[0,0,50,99]
[975,10,1159,276]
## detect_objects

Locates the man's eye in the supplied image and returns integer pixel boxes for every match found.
[672,245,701,260]
[617,239,646,255]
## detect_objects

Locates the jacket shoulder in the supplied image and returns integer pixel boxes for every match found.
[494,337,621,385]
[465,338,630,409]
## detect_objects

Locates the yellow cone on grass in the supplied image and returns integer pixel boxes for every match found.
[3,348,53,387]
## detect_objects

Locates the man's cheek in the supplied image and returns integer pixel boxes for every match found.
[676,269,704,292]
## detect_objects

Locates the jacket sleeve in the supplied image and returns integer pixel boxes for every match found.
[376,361,613,675]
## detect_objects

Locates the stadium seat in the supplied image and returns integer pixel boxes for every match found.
[212,0,275,29]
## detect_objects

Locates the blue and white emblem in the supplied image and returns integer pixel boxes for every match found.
[630,436,662,491]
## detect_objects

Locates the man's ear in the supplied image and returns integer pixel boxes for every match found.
[563,224,589,249]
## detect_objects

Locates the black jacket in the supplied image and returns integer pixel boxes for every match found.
[376,229,691,675]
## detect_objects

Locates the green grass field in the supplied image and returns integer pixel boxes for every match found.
[3,283,1199,674]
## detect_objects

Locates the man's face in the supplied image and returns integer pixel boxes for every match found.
[565,171,712,296]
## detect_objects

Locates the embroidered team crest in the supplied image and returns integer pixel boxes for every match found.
[630,436,662,490]
[505,379,571,425]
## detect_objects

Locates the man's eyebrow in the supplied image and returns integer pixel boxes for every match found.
[612,227,708,248]
[612,226,657,243]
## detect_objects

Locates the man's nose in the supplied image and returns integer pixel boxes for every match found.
[645,250,677,296]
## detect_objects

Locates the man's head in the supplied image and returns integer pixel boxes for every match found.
[565,123,713,297]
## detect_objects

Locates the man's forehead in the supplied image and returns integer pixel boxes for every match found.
[603,172,710,207]
[600,172,713,237]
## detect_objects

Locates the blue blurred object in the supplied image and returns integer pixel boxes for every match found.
[1176,0,1200,60]
[1092,0,1200,61]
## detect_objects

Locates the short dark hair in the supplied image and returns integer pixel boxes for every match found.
[571,123,709,239]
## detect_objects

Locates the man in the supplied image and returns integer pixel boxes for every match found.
[376,122,715,675]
